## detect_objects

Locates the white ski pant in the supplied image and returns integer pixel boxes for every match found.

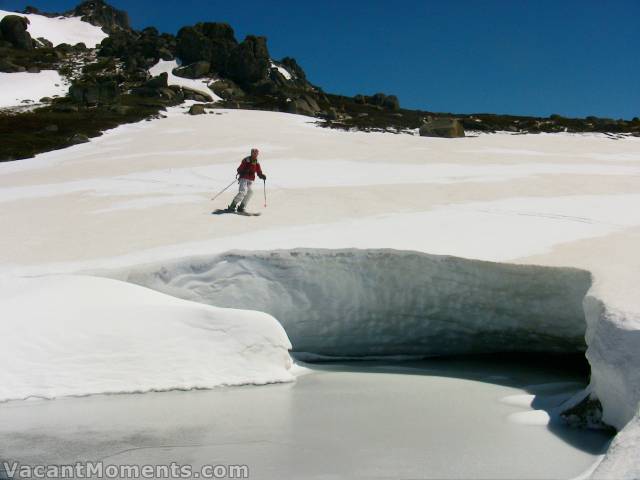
[232,178,254,207]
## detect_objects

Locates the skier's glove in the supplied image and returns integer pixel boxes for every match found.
[259,174,267,180]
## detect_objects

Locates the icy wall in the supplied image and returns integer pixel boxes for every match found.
[111,249,592,357]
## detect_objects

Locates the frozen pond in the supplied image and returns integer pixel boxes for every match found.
[0,356,611,480]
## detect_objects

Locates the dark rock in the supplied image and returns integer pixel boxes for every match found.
[27,66,40,73]
[0,58,24,73]
[156,87,177,100]
[52,103,79,113]
[70,78,119,105]
[383,95,400,111]
[0,15,33,50]
[189,104,206,115]
[157,47,173,61]
[145,72,168,89]
[280,57,306,81]
[36,37,53,48]
[109,105,131,114]
[419,118,465,138]
[55,43,73,53]
[211,79,245,99]
[286,94,320,116]
[40,97,53,103]
[173,61,210,79]
[228,35,270,86]
[71,0,130,33]
[69,133,90,145]
[176,22,237,71]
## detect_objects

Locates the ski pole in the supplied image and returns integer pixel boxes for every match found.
[263,179,267,208]
[211,176,238,202]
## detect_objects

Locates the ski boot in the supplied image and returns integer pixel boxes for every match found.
[226,202,237,213]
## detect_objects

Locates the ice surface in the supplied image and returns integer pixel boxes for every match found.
[110,249,592,357]
[0,274,293,402]
[0,10,108,47]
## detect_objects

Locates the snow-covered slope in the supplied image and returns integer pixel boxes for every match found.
[0,10,108,48]
[111,249,592,358]
[0,70,69,108]
[0,274,293,402]
[149,60,221,101]
[0,106,639,477]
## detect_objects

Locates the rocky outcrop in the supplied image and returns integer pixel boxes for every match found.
[71,0,130,33]
[354,92,400,111]
[176,22,237,72]
[0,15,34,50]
[419,117,465,138]
[69,77,119,105]
[98,28,176,70]
[227,35,270,86]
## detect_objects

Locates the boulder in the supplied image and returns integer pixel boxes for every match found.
[145,72,168,89]
[0,15,33,50]
[189,104,206,115]
[69,133,90,145]
[419,118,465,138]
[286,94,320,117]
[173,61,210,79]
[227,35,270,86]
[211,79,244,99]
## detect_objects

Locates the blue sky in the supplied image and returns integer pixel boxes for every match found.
[2,0,638,119]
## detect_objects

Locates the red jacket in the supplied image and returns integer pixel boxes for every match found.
[237,157,264,181]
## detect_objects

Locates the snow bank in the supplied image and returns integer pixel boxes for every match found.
[0,70,69,108]
[108,249,592,357]
[591,414,640,479]
[0,10,108,48]
[583,296,640,430]
[0,274,293,402]
[149,60,221,101]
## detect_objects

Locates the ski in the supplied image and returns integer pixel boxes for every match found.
[212,209,261,216]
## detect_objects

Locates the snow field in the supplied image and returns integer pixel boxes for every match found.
[0,70,69,108]
[0,10,108,47]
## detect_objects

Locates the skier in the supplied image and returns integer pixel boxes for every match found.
[227,148,266,213]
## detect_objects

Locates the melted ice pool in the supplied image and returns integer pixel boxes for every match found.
[0,356,612,480]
